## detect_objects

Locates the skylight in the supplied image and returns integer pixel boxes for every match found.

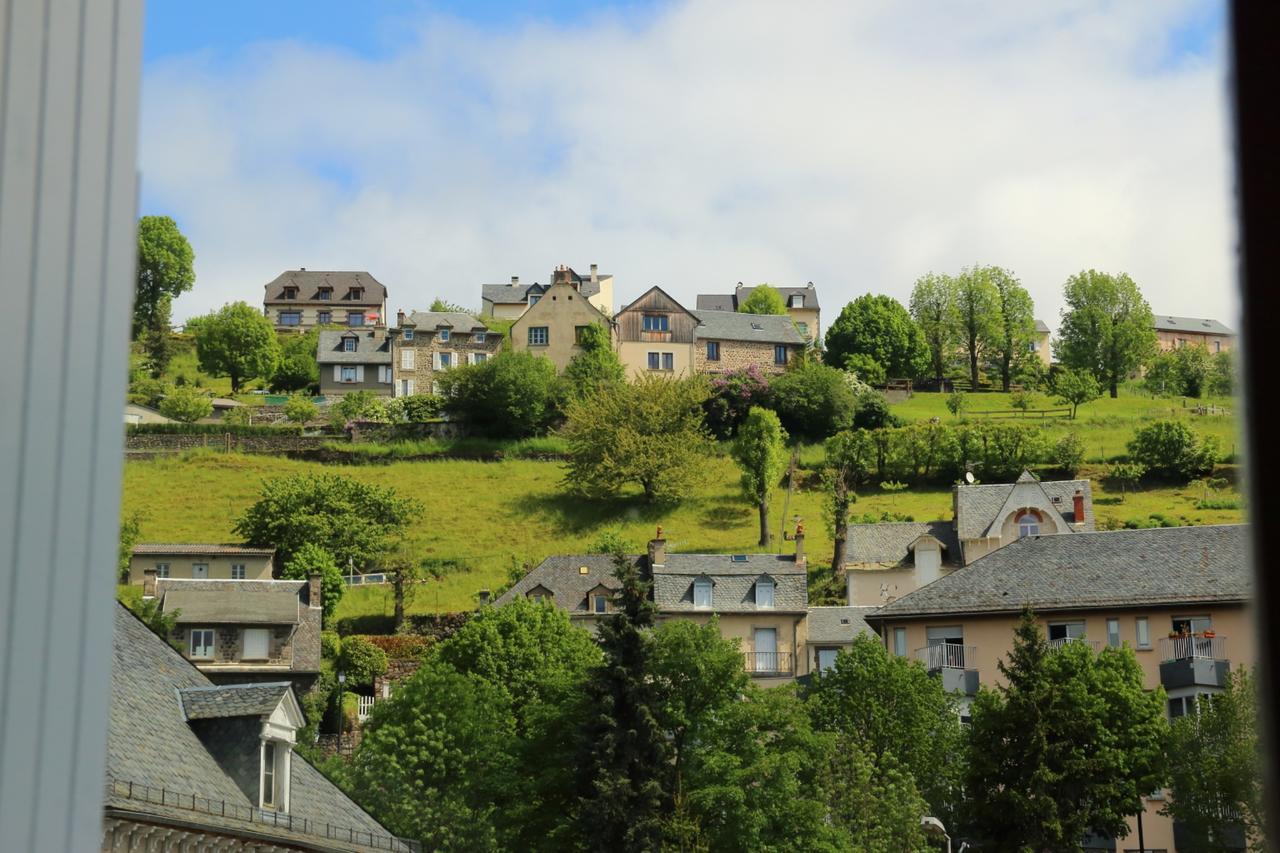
[730,555,748,562]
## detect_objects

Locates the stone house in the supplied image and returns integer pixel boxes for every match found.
[864,524,1253,852]
[480,263,613,320]
[509,279,615,372]
[390,310,504,396]
[692,310,806,375]
[316,328,394,397]
[105,603,411,852]
[696,282,821,341]
[148,575,322,694]
[263,268,388,332]
[128,543,275,585]
[1152,314,1236,353]
[613,286,700,378]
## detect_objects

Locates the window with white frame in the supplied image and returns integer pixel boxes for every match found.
[1106,618,1121,648]
[1048,621,1085,642]
[529,294,540,305]
[155,562,170,578]
[440,352,453,369]
[528,326,549,346]
[472,352,488,365]
[755,577,774,608]
[190,629,215,659]
[243,628,270,661]
[378,365,392,383]
[231,563,246,580]
[1016,510,1040,538]
[1135,616,1151,649]
[399,379,414,397]
[403,328,414,341]
[342,337,357,352]
[817,648,839,672]
[341,366,357,383]
[693,577,713,608]
[790,294,803,308]
[892,627,908,657]
[439,329,450,342]
[261,740,277,809]
[401,349,414,370]
[474,331,486,344]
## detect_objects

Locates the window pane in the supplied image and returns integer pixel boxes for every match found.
[893,627,907,657]
[648,352,659,370]
[1107,618,1121,648]
[756,580,774,607]
[817,648,838,672]
[1136,617,1150,648]
[662,353,674,370]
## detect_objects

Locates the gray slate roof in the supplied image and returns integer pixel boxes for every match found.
[406,311,493,333]
[870,525,1250,619]
[693,310,805,345]
[1034,319,1050,333]
[179,683,294,721]
[695,294,735,312]
[695,284,820,312]
[134,543,275,557]
[806,606,876,644]
[159,581,302,625]
[483,269,605,305]
[1152,315,1235,335]
[263,270,387,305]
[494,554,628,614]
[316,329,392,364]
[846,521,961,566]
[107,604,398,851]
[955,474,1094,540]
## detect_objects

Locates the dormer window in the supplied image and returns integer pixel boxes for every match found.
[317,288,332,301]
[1016,510,1040,538]
[593,594,608,614]
[342,337,357,352]
[475,331,487,344]
[693,577,713,608]
[282,287,297,300]
[755,577,774,608]
[439,329,451,342]
[529,295,540,305]
[261,741,277,808]
[348,287,363,300]
[790,295,803,308]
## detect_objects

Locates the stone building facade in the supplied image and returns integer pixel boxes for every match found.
[692,310,805,376]
[390,310,504,397]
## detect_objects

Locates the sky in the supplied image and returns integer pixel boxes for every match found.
[140,0,1236,333]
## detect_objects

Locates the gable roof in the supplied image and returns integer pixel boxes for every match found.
[494,554,628,613]
[406,311,493,333]
[107,604,403,851]
[179,683,295,721]
[806,606,876,644]
[482,267,608,306]
[263,270,387,305]
[693,310,805,345]
[316,329,392,364]
[846,521,962,566]
[158,580,303,625]
[509,280,613,329]
[133,543,275,557]
[695,284,821,312]
[614,285,700,322]
[1034,319,1050,333]
[955,475,1094,540]
[1152,315,1235,336]
[868,525,1250,620]
[695,293,735,312]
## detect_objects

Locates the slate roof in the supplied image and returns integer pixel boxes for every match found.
[494,554,630,614]
[134,543,275,557]
[406,311,493,333]
[482,268,606,305]
[107,604,402,852]
[955,474,1094,540]
[316,329,392,364]
[1152,315,1235,336]
[806,606,876,644]
[179,683,294,721]
[263,270,387,305]
[693,310,805,345]
[868,525,1250,619]
[1034,319,1050,333]
[159,582,302,625]
[695,284,821,312]
[846,521,961,566]
[695,293,735,312]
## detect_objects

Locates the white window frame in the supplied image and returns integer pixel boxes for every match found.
[243,628,271,661]
[340,366,358,383]
[755,578,774,608]
[790,294,803,308]
[528,326,549,346]
[439,329,450,342]
[440,352,453,369]
[155,562,170,579]
[342,337,356,352]
[693,578,713,608]
[231,563,246,580]
[403,328,414,341]
[399,379,414,397]
[1048,620,1086,641]
[642,314,669,332]
[261,740,277,809]
[474,331,486,344]
[190,629,215,659]
[377,365,392,383]
[1016,511,1040,538]
[1135,616,1151,649]
[816,647,839,673]
[401,349,415,370]
[471,352,488,365]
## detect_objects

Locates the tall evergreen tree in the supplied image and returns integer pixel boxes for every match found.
[576,552,671,851]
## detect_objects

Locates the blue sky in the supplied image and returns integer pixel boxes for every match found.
[140,1,1237,328]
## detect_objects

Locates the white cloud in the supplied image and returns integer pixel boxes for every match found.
[140,0,1236,334]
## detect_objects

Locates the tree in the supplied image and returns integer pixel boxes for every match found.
[561,322,625,401]
[117,511,143,583]
[851,387,897,430]
[1209,350,1235,397]
[233,473,422,569]
[825,294,929,381]
[807,634,966,829]
[1127,420,1220,481]
[123,595,183,652]
[1053,433,1086,477]
[333,389,389,423]
[560,375,712,503]
[909,272,956,384]
[731,408,789,546]
[575,552,671,850]
[158,385,213,422]
[1105,461,1146,500]
[737,284,787,315]
[964,609,1168,849]
[193,301,280,392]
[703,364,772,440]
[140,301,176,377]
[135,215,195,338]
[945,391,968,418]
[1163,668,1264,852]
[1052,367,1101,419]
[951,265,1002,389]
[824,739,930,851]
[1054,270,1158,398]
[280,542,343,624]
[337,635,388,689]
[375,545,463,633]
[282,394,317,424]
[387,393,442,423]
[437,350,562,439]
[271,326,321,393]
[823,430,874,574]
[1172,343,1214,398]
[430,297,471,312]
[767,360,858,442]
[989,268,1037,392]
[1143,349,1182,396]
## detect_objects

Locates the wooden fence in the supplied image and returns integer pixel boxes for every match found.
[969,408,1072,420]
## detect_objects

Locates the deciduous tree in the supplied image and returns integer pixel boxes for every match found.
[158,385,213,422]
[1052,366,1101,419]
[737,283,788,315]
[768,360,857,442]
[192,301,280,392]
[989,268,1037,392]
[280,542,344,623]
[825,294,929,381]
[437,350,562,438]
[951,265,1002,389]
[730,407,789,545]
[135,215,195,338]
[1054,270,1158,398]
[822,430,875,573]
[282,394,317,424]
[271,326,321,393]
[909,272,956,384]
[561,322,625,400]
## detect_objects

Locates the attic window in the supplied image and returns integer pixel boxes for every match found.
[730,555,749,563]
[1051,496,1062,503]
[693,577,713,608]
[342,337,356,352]
[579,566,590,575]
[839,618,850,625]
[755,577,774,608]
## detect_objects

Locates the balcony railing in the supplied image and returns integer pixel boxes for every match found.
[915,644,975,671]
[1160,635,1226,662]
[1048,637,1101,652]
[744,651,794,676]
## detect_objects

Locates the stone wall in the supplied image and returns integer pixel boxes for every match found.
[373,658,422,699]
[125,432,333,455]
[695,339,794,375]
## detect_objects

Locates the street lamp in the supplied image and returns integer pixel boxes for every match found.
[336,671,347,745]
[920,816,951,853]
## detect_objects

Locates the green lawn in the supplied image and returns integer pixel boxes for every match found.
[121,451,1246,619]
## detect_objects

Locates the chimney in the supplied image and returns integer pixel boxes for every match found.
[511,275,519,286]
[647,526,667,568]
[142,568,157,599]
[478,589,491,607]
[308,573,322,609]
[794,521,806,568]
[397,309,406,327]
[1073,489,1085,526]
[590,263,598,284]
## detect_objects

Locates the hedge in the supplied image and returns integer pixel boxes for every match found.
[353,634,433,659]
[126,422,309,437]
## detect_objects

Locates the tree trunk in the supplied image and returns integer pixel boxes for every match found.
[393,571,405,632]
[831,480,849,574]
[1001,352,1011,392]
[969,340,979,389]
[230,371,241,393]
[758,500,770,547]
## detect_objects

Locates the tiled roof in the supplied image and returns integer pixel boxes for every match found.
[695,294,735,312]
[1034,319,1050,333]
[316,329,393,364]
[179,683,294,721]
[955,475,1094,540]
[693,310,805,345]
[869,525,1250,619]
[1152,315,1235,335]
[406,311,493,333]
[736,283,820,310]
[494,555,629,613]
[159,581,303,625]
[654,554,807,613]
[806,606,876,644]
[846,521,961,566]
[107,604,398,851]
[263,270,387,305]
[482,269,605,305]
[133,543,275,557]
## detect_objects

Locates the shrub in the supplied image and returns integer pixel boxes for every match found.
[852,388,898,430]
[222,405,252,427]
[129,376,168,408]
[768,361,858,442]
[320,630,342,660]
[283,394,318,424]
[126,421,297,436]
[1009,391,1036,411]
[282,543,344,624]
[1053,433,1086,477]
[1104,461,1147,496]
[333,390,390,424]
[842,353,887,387]
[158,386,214,422]
[1127,421,1220,481]
[437,350,562,439]
[337,635,389,688]
[704,364,772,440]
[357,634,433,659]
[945,391,968,418]
[387,393,442,423]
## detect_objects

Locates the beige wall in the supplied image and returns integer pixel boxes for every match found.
[787,306,820,341]
[1034,330,1051,366]
[129,553,274,584]
[663,611,811,680]
[1155,329,1234,353]
[485,301,527,321]
[588,276,614,316]
[266,304,382,331]
[510,281,612,372]
[618,340,695,379]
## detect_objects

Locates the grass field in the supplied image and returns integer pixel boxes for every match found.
[121,447,1246,619]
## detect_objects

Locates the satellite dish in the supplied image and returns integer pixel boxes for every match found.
[964,471,975,484]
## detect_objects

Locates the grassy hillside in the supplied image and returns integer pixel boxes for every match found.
[121,449,1246,619]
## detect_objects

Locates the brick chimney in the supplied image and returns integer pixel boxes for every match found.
[308,573,322,609]
[647,526,667,568]
[1073,489,1085,526]
[794,521,806,568]
[590,263,598,285]
[511,275,519,287]
[396,309,406,327]
[142,568,157,599]
[478,589,491,607]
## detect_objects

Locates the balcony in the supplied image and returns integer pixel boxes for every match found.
[1159,635,1229,690]
[1048,637,1101,652]
[915,645,979,695]
[744,651,794,677]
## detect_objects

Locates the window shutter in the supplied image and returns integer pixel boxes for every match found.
[405,380,415,395]
[356,365,365,382]
[432,352,442,370]
[401,350,414,370]
[333,364,342,381]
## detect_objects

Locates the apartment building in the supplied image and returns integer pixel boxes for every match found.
[390,310,504,396]
[263,269,387,331]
